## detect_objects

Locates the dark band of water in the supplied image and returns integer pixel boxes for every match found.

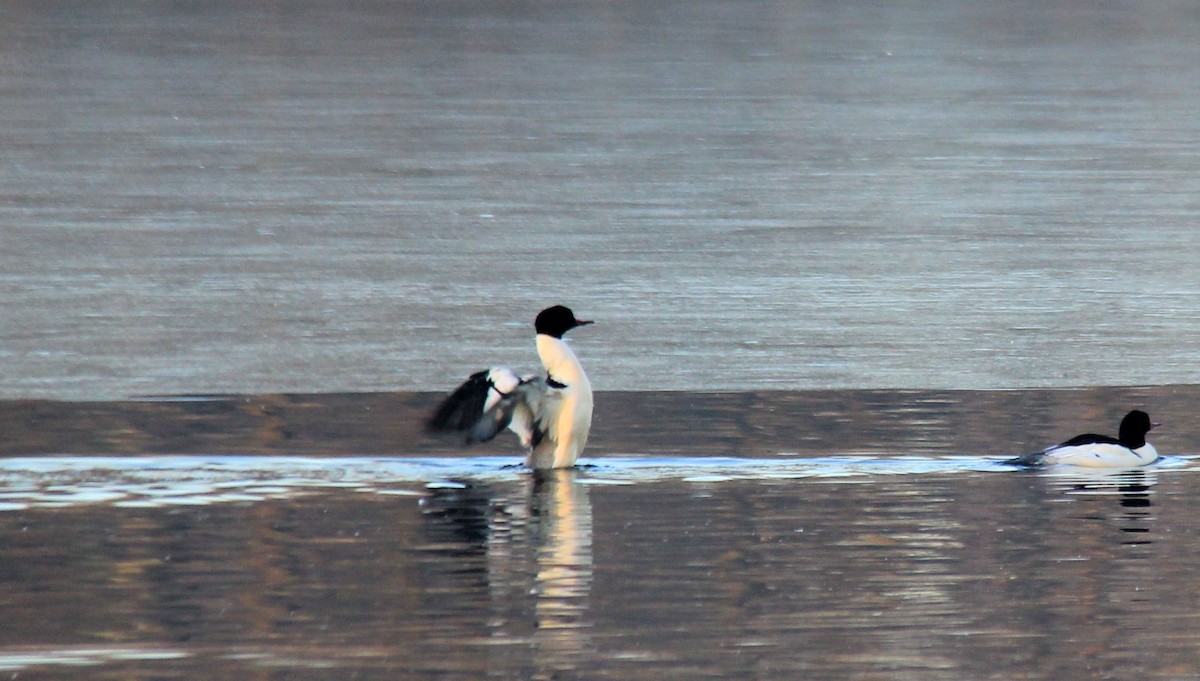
[4,384,1197,458]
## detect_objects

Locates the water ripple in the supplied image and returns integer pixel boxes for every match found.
[0,455,1192,509]
[0,646,188,672]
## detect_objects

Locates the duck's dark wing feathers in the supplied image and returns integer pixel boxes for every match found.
[1055,433,1122,448]
[468,380,552,449]
[426,370,493,433]
[429,373,555,450]
[468,392,518,444]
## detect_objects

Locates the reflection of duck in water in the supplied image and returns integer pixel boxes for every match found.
[427,306,594,470]
[527,470,594,673]
[418,470,594,677]
[1005,410,1159,468]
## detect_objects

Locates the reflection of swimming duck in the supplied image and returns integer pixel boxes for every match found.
[427,306,594,470]
[1005,410,1159,468]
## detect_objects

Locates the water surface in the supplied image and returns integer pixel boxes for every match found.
[4,1,1200,678]
[3,1,1200,398]
[3,387,1200,679]
[2,452,1199,680]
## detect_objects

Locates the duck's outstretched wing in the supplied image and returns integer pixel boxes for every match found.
[428,369,558,449]
[469,378,559,449]
[427,367,522,435]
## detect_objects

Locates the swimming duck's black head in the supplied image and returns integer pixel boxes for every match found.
[1118,410,1156,448]
[535,305,593,339]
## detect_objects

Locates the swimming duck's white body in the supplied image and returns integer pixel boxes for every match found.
[1006,410,1160,469]
[1034,441,1158,468]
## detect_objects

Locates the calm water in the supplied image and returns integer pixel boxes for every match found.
[2,448,1200,680]
[4,387,1200,679]
[5,1,1200,679]
[3,1,1200,398]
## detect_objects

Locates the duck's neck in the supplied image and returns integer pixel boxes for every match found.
[1119,429,1147,449]
[536,334,590,389]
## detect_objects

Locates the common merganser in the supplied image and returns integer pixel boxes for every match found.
[1005,410,1160,468]
[427,305,594,470]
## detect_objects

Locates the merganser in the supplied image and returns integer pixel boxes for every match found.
[1005,409,1160,468]
[427,305,594,470]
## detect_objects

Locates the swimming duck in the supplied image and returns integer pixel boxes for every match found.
[1005,409,1159,468]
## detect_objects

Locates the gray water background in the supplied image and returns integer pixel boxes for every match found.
[3,445,1200,681]
[6,3,1200,680]
[4,0,1200,399]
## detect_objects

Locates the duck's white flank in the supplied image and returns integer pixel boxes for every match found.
[529,334,593,470]
[1038,442,1158,468]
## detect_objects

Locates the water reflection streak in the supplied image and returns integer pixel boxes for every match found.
[420,470,594,678]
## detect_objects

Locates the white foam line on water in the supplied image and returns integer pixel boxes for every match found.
[0,646,189,672]
[0,454,1193,509]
